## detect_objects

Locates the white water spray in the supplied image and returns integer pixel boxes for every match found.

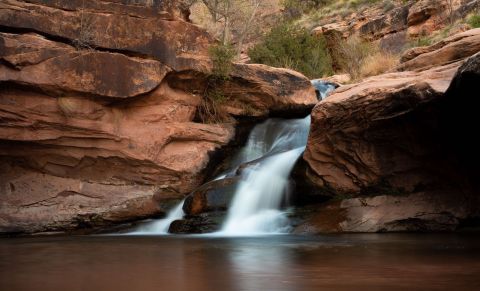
[127,81,335,235]
[129,200,184,235]
[218,116,311,235]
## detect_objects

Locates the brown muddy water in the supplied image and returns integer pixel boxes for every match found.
[1,234,479,291]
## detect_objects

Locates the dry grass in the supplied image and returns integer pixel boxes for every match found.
[197,83,233,124]
[333,35,373,80]
[332,34,400,81]
[197,97,232,124]
[360,51,398,78]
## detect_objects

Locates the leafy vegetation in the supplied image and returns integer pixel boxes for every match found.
[248,23,333,79]
[196,43,237,124]
[209,43,236,80]
[467,13,480,28]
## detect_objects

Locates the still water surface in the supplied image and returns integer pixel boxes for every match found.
[1,234,479,291]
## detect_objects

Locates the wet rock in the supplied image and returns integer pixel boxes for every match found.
[294,191,477,233]
[169,212,225,234]
[183,177,239,215]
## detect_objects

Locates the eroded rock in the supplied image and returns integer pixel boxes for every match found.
[0,0,212,71]
[0,33,168,98]
[294,191,477,233]
[397,28,480,71]
[0,1,317,234]
[301,35,480,232]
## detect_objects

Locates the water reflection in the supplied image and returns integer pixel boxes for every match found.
[227,238,296,291]
[1,234,480,291]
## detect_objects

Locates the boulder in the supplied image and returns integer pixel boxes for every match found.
[183,177,239,215]
[359,5,410,41]
[0,33,168,98]
[379,31,408,54]
[407,0,446,27]
[323,74,351,85]
[225,64,317,116]
[167,63,317,117]
[304,62,460,194]
[406,0,473,37]
[301,40,480,232]
[169,212,225,234]
[294,191,476,233]
[397,28,480,71]
[0,0,212,71]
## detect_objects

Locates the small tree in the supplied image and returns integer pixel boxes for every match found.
[248,23,333,79]
[209,42,236,79]
[195,0,271,56]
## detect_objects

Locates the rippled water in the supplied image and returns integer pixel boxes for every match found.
[1,234,479,291]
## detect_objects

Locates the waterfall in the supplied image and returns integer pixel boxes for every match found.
[311,79,337,100]
[127,80,335,235]
[218,80,336,235]
[129,200,184,235]
[218,116,311,235]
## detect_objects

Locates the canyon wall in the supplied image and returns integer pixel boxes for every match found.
[300,29,480,233]
[0,0,316,233]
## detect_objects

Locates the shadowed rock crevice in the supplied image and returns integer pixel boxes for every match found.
[298,40,480,233]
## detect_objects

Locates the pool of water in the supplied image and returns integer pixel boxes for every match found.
[1,234,479,291]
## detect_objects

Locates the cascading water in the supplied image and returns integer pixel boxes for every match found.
[219,80,336,235]
[128,80,335,235]
[129,200,184,235]
[311,79,337,100]
[218,116,311,235]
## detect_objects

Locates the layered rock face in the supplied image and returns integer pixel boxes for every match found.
[301,29,480,233]
[0,0,316,233]
[314,0,479,53]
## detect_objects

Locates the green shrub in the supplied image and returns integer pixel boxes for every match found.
[208,43,236,80]
[467,14,480,28]
[248,23,333,79]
